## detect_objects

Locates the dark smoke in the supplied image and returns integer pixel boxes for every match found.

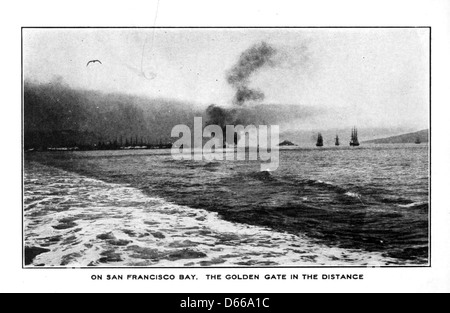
[227,41,277,106]
[205,104,238,145]
[205,42,280,145]
[234,86,265,104]
[205,104,235,128]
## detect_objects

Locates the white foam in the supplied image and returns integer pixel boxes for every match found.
[398,201,427,208]
[345,192,360,198]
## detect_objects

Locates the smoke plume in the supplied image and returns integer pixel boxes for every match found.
[205,104,239,145]
[227,41,277,106]
[205,42,280,146]
[205,104,235,128]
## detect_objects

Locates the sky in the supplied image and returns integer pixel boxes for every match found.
[23,28,430,131]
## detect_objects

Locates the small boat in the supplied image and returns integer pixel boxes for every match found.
[415,137,421,144]
[335,135,340,146]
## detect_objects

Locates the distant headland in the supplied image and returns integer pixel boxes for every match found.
[278,140,296,146]
[362,129,428,144]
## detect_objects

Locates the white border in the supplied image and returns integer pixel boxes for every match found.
[1,0,450,293]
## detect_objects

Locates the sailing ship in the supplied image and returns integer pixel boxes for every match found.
[349,127,360,146]
[415,137,421,144]
[316,133,324,147]
[335,135,340,146]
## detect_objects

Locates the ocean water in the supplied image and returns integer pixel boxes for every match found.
[24,144,429,266]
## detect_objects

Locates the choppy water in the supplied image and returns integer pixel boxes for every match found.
[24,144,429,266]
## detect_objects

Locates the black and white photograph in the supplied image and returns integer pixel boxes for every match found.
[22,27,430,268]
[3,0,450,295]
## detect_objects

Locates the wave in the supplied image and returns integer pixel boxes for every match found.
[398,202,429,210]
[344,191,361,199]
[231,170,426,215]
[300,179,360,198]
[316,180,333,185]
[246,170,278,182]
[295,179,422,208]
[243,173,365,202]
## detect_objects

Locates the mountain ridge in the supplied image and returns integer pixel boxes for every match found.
[361,129,429,144]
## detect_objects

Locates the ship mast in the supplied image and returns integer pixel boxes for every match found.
[350,126,360,146]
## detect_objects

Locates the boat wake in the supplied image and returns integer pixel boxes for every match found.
[24,161,399,267]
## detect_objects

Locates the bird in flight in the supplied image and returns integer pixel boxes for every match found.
[86,60,102,67]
